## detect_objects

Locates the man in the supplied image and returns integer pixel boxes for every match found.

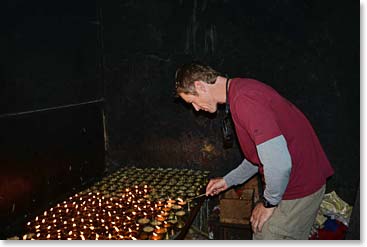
[174,62,334,240]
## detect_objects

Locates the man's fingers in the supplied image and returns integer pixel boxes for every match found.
[205,181,216,195]
[257,220,264,233]
[206,180,221,195]
[251,220,258,234]
[206,178,227,196]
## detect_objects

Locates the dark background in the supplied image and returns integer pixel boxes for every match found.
[0,0,359,238]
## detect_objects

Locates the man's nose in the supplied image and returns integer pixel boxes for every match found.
[192,103,200,111]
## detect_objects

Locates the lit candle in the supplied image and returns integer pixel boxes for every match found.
[155,214,165,222]
[160,211,169,217]
[163,221,171,229]
[162,207,171,212]
[154,225,167,234]
[150,232,163,240]
[156,200,164,207]
[177,198,187,206]
[166,199,176,204]
[128,228,138,238]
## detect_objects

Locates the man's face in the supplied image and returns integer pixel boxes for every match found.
[179,90,218,113]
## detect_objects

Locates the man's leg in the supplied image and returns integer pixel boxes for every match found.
[253,185,325,240]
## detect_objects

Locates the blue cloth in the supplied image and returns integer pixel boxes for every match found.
[323,219,339,232]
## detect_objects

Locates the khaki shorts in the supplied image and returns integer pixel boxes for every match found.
[253,185,326,240]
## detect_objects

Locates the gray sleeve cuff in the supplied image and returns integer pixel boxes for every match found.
[223,158,258,187]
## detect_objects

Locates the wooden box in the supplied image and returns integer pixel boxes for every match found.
[219,188,254,225]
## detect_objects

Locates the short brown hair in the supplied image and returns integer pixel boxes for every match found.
[175,62,221,95]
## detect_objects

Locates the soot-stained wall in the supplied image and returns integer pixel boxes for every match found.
[101,1,359,204]
[0,0,101,114]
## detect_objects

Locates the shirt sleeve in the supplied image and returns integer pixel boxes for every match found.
[223,158,259,187]
[256,135,292,205]
[234,94,281,145]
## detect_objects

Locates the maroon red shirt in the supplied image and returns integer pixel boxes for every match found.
[228,78,334,200]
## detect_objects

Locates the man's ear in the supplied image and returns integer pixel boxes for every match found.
[194,80,207,93]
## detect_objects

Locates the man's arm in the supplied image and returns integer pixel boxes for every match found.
[206,158,258,196]
[223,158,258,187]
[250,134,292,233]
[256,134,292,205]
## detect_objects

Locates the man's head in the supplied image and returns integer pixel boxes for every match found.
[175,63,220,95]
[175,62,224,113]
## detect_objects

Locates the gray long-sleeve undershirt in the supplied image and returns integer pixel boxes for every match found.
[223,135,292,205]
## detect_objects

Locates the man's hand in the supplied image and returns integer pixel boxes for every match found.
[250,202,276,234]
[206,177,228,196]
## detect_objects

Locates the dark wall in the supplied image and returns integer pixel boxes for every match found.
[0,0,101,114]
[102,0,359,204]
